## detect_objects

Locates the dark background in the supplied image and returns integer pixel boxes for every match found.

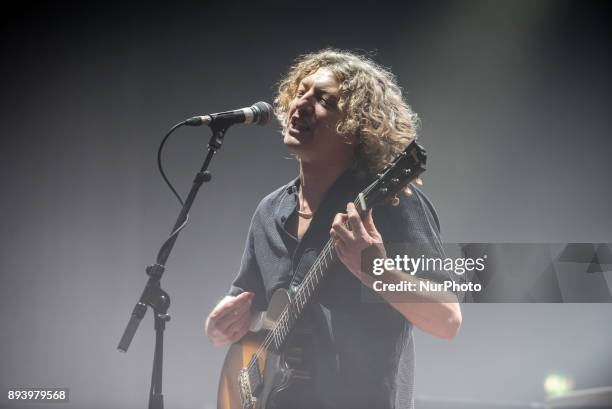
[1,1,611,408]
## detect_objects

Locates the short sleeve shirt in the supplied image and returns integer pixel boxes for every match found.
[229,170,448,409]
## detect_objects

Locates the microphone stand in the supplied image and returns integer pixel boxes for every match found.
[118,123,229,409]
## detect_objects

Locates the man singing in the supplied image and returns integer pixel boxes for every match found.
[205,49,461,409]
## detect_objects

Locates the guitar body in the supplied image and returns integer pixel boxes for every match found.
[216,141,427,409]
[217,289,314,409]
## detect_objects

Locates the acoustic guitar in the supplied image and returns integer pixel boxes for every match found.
[217,141,427,409]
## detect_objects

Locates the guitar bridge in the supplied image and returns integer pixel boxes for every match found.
[238,355,262,409]
[239,368,255,409]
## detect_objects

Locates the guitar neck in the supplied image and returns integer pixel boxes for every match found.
[267,140,427,352]
[270,236,336,351]
[269,192,367,351]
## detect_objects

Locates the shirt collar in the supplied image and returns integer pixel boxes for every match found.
[275,177,300,229]
[274,169,366,230]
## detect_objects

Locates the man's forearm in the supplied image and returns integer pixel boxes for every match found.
[358,268,462,339]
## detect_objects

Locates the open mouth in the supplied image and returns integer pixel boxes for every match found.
[290,117,311,132]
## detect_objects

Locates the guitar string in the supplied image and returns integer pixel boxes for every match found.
[246,222,338,361]
[245,183,376,373]
[244,149,418,374]
[245,212,347,372]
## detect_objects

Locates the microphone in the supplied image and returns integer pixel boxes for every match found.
[185,101,273,127]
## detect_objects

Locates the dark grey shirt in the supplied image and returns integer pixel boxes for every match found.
[229,170,447,409]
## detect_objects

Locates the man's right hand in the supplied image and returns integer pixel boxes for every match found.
[205,292,255,347]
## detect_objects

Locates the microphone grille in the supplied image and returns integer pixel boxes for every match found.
[251,101,273,125]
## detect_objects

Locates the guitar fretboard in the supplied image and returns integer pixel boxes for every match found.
[265,141,426,353]
[270,237,337,351]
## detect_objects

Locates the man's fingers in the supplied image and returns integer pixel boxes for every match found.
[347,202,369,239]
[209,292,254,333]
[235,291,255,303]
[230,296,253,317]
[335,239,347,257]
[363,209,382,240]
[228,327,249,344]
[226,315,252,344]
[346,203,366,237]
[332,212,347,228]
[331,212,352,241]
[228,292,254,310]
[330,229,346,247]
[362,209,375,231]
[206,292,256,346]
[225,311,251,336]
[214,301,252,333]
[211,292,253,320]
[213,314,239,334]
[332,219,352,243]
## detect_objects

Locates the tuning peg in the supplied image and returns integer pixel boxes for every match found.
[391,195,400,206]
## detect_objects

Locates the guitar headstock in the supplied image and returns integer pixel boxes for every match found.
[359,141,427,211]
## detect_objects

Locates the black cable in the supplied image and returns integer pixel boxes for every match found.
[157,121,188,206]
[155,120,191,263]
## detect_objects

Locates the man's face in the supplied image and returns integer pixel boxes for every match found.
[283,67,355,166]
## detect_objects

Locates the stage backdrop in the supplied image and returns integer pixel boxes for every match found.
[1,1,611,408]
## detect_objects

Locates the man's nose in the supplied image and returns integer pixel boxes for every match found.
[295,92,314,115]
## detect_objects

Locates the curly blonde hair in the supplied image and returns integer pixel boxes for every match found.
[275,48,419,174]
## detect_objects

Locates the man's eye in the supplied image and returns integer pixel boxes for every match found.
[320,97,336,107]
